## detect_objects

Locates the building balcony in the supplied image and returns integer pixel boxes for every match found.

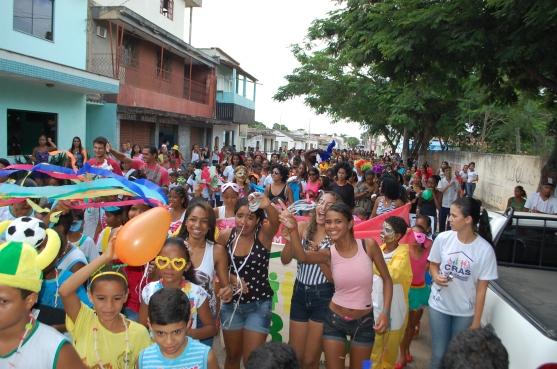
[88,53,214,118]
[216,90,255,110]
[216,101,255,125]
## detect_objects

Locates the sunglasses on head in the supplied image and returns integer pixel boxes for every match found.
[155,256,187,271]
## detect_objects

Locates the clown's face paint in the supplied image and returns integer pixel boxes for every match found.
[381,222,397,243]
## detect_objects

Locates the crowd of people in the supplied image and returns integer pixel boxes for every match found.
[3,132,555,369]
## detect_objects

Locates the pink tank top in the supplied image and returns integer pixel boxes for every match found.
[331,240,373,310]
[306,180,321,195]
[410,244,431,286]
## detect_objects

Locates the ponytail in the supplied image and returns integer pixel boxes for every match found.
[452,197,493,245]
[478,209,493,245]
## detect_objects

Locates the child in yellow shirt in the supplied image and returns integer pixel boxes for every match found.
[59,231,151,368]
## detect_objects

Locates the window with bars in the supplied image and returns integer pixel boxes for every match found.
[122,36,138,67]
[160,0,174,20]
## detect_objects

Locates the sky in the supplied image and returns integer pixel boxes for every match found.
[189,0,363,138]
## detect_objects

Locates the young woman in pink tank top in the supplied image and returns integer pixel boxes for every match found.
[280,202,393,369]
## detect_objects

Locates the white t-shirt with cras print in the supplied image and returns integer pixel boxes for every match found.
[428,230,498,317]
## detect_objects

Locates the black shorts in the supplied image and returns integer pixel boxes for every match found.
[289,281,334,323]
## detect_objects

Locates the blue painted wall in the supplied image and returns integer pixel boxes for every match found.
[86,103,118,149]
[0,78,86,159]
[0,0,87,69]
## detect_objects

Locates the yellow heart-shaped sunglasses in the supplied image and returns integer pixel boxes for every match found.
[154,256,187,271]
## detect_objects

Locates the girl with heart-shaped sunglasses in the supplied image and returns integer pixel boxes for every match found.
[138,238,216,344]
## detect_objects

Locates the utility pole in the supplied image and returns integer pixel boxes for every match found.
[188,7,193,44]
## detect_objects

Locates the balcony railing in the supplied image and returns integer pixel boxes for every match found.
[184,77,208,104]
[88,53,209,104]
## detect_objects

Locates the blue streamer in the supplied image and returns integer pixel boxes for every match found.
[249,183,265,193]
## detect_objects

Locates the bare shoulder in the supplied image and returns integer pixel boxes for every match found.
[213,242,228,255]
[364,238,380,256]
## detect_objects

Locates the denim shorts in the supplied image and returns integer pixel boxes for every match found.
[220,299,272,334]
[290,281,334,323]
[323,308,375,346]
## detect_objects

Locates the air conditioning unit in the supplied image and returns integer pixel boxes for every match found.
[96,25,107,38]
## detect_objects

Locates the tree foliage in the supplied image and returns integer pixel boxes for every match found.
[346,136,360,149]
[249,121,268,129]
[272,123,290,132]
[274,0,557,166]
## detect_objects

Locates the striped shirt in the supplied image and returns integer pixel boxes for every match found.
[296,237,333,285]
[138,339,210,369]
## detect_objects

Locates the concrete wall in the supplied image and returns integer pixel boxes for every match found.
[93,0,186,40]
[1,0,87,69]
[0,79,86,159]
[86,103,118,149]
[423,151,544,210]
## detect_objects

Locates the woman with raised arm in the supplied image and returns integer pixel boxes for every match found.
[216,193,281,369]
[58,231,151,368]
[280,191,340,369]
[280,202,393,369]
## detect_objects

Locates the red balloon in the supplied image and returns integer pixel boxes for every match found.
[115,207,171,266]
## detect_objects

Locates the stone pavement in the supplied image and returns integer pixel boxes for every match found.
[213,312,432,368]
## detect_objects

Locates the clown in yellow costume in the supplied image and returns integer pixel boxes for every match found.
[371,218,413,369]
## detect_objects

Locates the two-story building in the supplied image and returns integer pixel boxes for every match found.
[200,48,256,151]
[86,0,217,158]
[0,0,119,160]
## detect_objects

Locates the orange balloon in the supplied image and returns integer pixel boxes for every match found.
[115,207,171,266]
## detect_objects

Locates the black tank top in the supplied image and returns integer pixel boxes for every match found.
[268,184,288,203]
[419,197,437,217]
[226,227,273,303]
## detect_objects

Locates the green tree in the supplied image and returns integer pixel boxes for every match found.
[249,121,268,129]
[276,0,557,183]
[272,123,290,132]
[274,2,465,159]
[346,136,360,149]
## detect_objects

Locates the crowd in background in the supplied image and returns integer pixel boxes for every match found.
[3,131,555,369]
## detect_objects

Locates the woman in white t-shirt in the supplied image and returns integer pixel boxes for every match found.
[223,154,243,182]
[427,197,497,369]
[465,162,479,198]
